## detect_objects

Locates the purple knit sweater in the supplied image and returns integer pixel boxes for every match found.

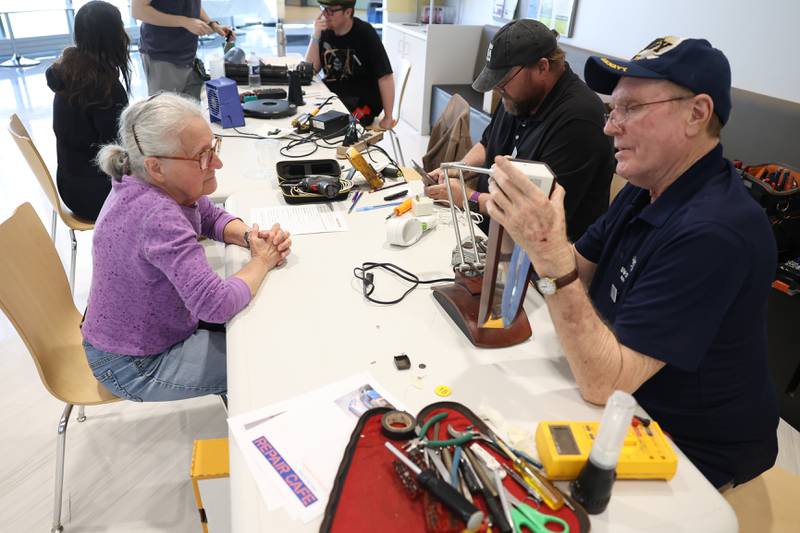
[82,175,251,355]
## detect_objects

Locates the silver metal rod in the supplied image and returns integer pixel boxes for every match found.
[443,174,466,268]
[52,403,73,533]
[494,469,514,528]
[440,162,495,176]
[385,442,421,475]
[457,168,480,268]
[69,229,77,295]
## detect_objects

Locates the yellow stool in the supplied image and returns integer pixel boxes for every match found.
[190,438,230,533]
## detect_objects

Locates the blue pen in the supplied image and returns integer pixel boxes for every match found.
[355,201,403,213]
[347,190,362,213]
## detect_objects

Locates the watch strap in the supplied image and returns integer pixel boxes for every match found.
[553,268,579,289]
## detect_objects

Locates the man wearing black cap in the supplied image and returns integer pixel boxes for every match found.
[487,37,779,489]
[425,19,614,240]
[306,0,394,128]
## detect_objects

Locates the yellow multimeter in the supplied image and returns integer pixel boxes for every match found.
[535,420,678,481]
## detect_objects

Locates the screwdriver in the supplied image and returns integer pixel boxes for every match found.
[490,434,564,511]
[385,198,413,219]
[463,448,513,533]
[385,442,484,530]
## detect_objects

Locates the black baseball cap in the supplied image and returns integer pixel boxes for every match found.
[472,19,558,93]
[318,0,355,7]
[584,37,732,125]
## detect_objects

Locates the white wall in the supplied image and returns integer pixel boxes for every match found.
[458,0,800,104]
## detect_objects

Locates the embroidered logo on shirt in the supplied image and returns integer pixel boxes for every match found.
[610,284,618,303]
[619,255,638,284]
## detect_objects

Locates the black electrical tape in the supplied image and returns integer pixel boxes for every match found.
[380,410,417,440]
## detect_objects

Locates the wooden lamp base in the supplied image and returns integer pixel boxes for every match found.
[432,272,531,348]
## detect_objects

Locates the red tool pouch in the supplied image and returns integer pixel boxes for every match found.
[320,401,590,533]
[742,163,800,261]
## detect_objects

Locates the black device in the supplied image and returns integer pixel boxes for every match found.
[311,110,351,137]
[342,116,359,146]
[240,87,287,102]
[384,190,408,201]
[296,175,342,199]
[393,354,411,370]
[242,99,297,119]
[224,61,314,86]
[287,70,305,106]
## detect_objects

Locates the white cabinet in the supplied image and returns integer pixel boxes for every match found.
[383,23,482,134]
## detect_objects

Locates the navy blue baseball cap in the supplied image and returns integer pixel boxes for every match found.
[584,37,732,124]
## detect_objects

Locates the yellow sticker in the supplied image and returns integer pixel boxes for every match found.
[435,385,451,397]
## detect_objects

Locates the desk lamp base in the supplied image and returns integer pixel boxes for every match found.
[433,272,531,348]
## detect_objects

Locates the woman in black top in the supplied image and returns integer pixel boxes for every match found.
[46,0,131,220]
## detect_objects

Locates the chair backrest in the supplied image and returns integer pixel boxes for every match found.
[0,203,115,404]
[609,173,627,204]
[392,59,412,127]
[7,114,62,214]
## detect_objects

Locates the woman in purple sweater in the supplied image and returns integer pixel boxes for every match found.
[83,92,291,402]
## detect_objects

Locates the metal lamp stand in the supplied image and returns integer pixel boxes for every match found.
[431,162,531,348]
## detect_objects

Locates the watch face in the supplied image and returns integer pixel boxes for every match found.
[536,277,556,295]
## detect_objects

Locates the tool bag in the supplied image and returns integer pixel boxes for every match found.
[276,159,353,204]
[742,163,800,261]
[320,401,589,533]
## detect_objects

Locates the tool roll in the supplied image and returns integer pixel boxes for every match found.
[320,402,589,533]
[742,163,800,261]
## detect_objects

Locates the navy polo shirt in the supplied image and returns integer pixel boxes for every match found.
[139,0,201,67]
[575,144,779,487]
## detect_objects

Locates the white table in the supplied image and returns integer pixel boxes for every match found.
[222,181,738,532]
[207,55,354,202]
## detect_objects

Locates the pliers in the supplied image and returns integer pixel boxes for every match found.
[403,412,476,451]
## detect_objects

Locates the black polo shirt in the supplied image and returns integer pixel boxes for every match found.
[478,64,614,240]
[575,144,779,487]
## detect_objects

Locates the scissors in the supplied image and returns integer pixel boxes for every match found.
[503,485,569,533]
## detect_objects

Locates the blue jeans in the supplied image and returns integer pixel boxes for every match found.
[83,329,227,402]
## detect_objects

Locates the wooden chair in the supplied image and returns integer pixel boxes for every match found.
[609,173,627,204]
[7,114,94,294]
[723,466,800,532]
[0,203,118,533]
[368,59,412,166]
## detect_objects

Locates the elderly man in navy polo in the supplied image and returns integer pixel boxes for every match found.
[487,37,779,489]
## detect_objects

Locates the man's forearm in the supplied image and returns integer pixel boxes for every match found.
[463,143,487,167]
[546,279,623,404]
[378,74,395,119]
[132,1,187,27]
[305,40,321,73]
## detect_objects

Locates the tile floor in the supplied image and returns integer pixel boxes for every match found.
[0,49,796,533]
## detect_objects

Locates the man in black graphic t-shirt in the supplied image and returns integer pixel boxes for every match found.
[305,0,394,127]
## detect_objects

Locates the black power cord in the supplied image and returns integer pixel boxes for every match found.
[353,262,455,305]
